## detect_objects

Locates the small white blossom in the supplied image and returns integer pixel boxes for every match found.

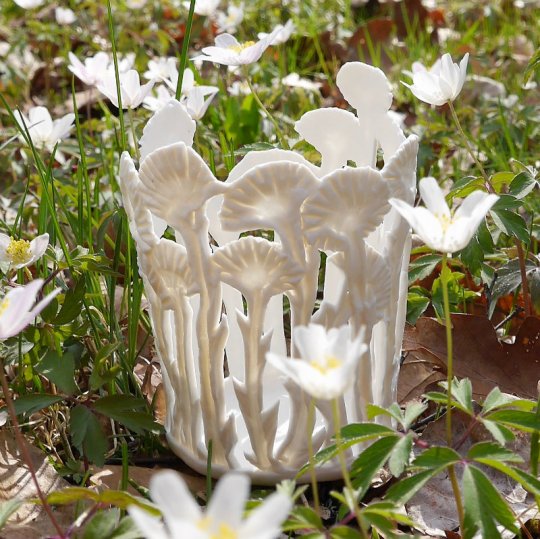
[186,0,220,16]
[389,177,499,253]
[258,20,295,45]
[68,51,111,86]
[144,57,178,82]
[97,70,155,109]
[143,85,175,112]
[267,324,368,401]
[193,28,280,66]
[183,86,218,120]
[402,53,469,106]
[216,3,244,34]
[0,279,60,340]
[14,106,74,162]
[0,233,49,270]
[13,0,44,8]
[282,72,322,92]
[55,7,76,25]
[129,470,292,539]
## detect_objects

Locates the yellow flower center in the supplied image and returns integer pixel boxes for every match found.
[437,213,453,233]
[6,238,31,266]
[310,355,343,374]
[229,41,255,53]
[0,298,9,317]
[197,517,238,539]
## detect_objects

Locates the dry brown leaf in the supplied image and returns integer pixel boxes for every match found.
[0,430,72,539]
[403,315,540,400]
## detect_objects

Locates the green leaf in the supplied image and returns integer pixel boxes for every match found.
[509,171,538,199]
[481,387,519,413]
[108,516,144,539]
[388,433,413,477]
[490,172,515,193]
[35,350,78,394]
[83,509,119,539]
[476,460,540,497]
[54,278,86,325]
[448,176,485,201]
[385,467,445,504]
[406,291,431,325]
[408,254,441,284]
[524,46,540,83]
[485,409,540,432]
[452,378,474,414]
[298,423,395,477]
[413,446,461,468]
[70,405,108,466]
[0,499,23,531]
[329,526,362,538]
[462,465,518,539]
[459,234,484,275]
[93,395,160,434]
[283,506,323,532]
[492,194,522,210]
[7,394,64,416]
[95,342,122,363]
[350,436,400,497]
[480,419,515,445]
[467,441,522,463]
[490,209,530,243]
[402,401,428,431]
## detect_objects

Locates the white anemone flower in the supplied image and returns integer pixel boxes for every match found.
[0,232,49,270]
[55,7,76,24]
[97,70,155,109]
[216,3,244,34]
[68,51,111,86]
[128,470,292,539]
[258,20,295,45]
[142,85,175,112]
[282,72,322,92]
[14,107,74,162]
[193,28,280,66]
[13,0,44,8]
[182,86,218,120]
[402,53,469,106]
[186,0,220,16]
[266,324,368,401]
[0,279,60,340]
[144,57,178,82]
[389,177,499,253]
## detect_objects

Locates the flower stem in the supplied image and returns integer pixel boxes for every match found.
[307,399,321,516]
[127,108,140,162]
[440,255,465,531]
[447,100,491,191]
[243,70,289,150]
[448,100,533,317]
[332,399,368,539]
[0,357,66,538]
[175,0,197,100]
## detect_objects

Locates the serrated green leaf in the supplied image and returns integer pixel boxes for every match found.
[448,176,485,200]
[462,465,518,539]
[93,395,160,434]
[481,387,518,413]
[329,526,362,538]
[406,292,431,325]
[6,394,64,416]
[366,403,402,425]
[509,171,538,199]
[298,423,395,477]
[452,378,474,414]
[108,516,144,539]
[403,401,428,431]
[476,460,540,497]
[413,446,461,468]
[480,419,515,445]
[385,467,445,504]
[408,254,441,284]
[388,433,413,477]
[35,350,78,394]
[485,409,540,432]
[70,405,108,466]
[490,209,530,243]
[490,172,515,193]
[467,441,522,463]
[283,506,323,532]
[350,436,400,497]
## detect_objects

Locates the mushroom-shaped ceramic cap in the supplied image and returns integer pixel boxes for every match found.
[336,62,393,115]
[294,108,363,175]
[381,135,419,204]
[138,142,225,227]
[220,161,319,233]
[139,100,196,161]
[302,166,390,251]
[211,237,303,300]
[145,239,196,307]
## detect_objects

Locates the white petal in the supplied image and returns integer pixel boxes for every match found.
[239,492,292,539]
[128,506,169,539]
[214,33,239,48]
[419,177,450,217]
[206,473,249,529]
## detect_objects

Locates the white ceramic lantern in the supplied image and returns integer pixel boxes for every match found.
[119,62,419,483]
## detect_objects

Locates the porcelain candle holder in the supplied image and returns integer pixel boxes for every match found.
[119,61,419,482]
